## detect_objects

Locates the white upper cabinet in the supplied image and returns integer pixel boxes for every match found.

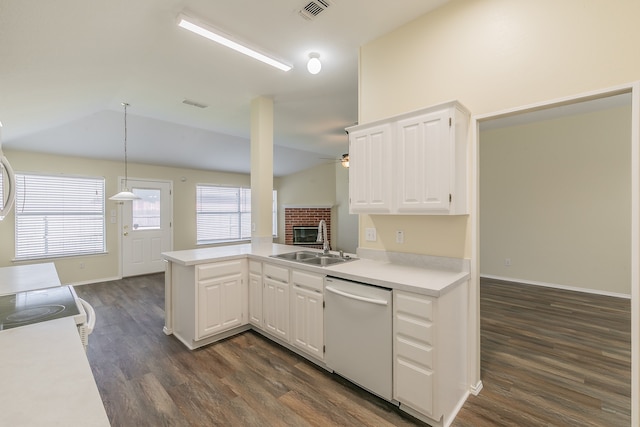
[348,101,469,215]
[348,123,393,214]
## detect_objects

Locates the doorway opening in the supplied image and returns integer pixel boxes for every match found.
[472,86,637,424]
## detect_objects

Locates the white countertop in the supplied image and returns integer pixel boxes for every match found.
[163,243,469,297]
[0,262,61,295]
[0,317,110,426]
[0,263,110,426]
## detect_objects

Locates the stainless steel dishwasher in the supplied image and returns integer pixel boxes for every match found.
[324,276,392,400]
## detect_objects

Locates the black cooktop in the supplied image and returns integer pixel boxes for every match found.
[0,285,80,330]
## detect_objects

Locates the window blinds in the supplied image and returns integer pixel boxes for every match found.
[15,174,106,260]
[196,185,276,244]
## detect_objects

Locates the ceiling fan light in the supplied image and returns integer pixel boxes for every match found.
[341,153,349,168]
[307,53,322,74]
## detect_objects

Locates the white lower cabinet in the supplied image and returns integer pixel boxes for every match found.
[263,263,291,342]
[290,270,324,360]
[393,283,468,427]
[196,260,246,340]
[394,291,436,416]
[248,261,263,327]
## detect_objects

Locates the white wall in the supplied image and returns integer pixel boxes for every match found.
[480,105,631,295]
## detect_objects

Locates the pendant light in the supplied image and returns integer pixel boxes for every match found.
[110,103,140,201]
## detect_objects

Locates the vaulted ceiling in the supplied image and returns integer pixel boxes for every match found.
[0,0,449,176]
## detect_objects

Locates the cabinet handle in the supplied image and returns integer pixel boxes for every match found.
[293,284,322,294]
[325,286,388,306]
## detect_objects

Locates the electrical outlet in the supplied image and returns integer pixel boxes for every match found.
[365,227,377,242]
[505,258,512,266]
[396,230,404,244]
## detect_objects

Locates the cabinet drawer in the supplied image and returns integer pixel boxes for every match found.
[396,291,433,322]
[197,260,244,281]
[396,314,434,345]
[395,357,434,417]
[264,263,289,283]
[396,336,433,369]
[249,260,262,274]
[291,270,323,292]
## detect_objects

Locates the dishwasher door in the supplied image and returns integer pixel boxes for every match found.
[324,277,392,400]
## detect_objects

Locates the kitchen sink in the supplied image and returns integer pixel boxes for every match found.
[273,251,318,261]
[270,251,357,267]
[301,256,350,266]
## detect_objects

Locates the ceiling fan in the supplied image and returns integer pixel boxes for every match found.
[320,153,349,168]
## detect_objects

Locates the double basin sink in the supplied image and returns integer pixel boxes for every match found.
[270,250,357,267]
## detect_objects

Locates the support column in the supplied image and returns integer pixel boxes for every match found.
[250,96,274,248]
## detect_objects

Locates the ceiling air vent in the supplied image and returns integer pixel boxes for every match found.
[182,99,208,109]
[299,0,333,21]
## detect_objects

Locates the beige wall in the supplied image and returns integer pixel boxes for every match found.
[1,150,251,284]
[1,150,351,285]
[276,161,336,244]
[276,161,359,253]
[334,162,358,253]
[480,105,631,294]
[359,0,640,258]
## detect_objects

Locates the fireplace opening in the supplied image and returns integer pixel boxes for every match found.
[293,226,319,245]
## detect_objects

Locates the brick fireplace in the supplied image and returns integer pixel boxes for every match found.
[284,207,331,249]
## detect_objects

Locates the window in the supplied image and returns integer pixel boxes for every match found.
[132,188,161,230]
[15,173,105,260]
[196,185,277,244]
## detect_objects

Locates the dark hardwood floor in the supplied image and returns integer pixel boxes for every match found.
[454,278,631,427]
[75,274,631,427]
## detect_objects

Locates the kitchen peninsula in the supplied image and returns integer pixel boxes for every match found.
[162,243,471,427]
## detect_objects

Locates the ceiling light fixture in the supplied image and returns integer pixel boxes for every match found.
[110,103,140,201]
[341,153,349,168]
[307,52,322,74]
[177,13,292,72]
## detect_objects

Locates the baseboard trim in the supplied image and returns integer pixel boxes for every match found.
[469,380,483,396]
[480,274,631,299]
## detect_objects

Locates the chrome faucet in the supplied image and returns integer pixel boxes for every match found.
[316,220,329,254]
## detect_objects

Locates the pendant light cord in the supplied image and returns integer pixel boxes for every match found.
[122,102,129,189]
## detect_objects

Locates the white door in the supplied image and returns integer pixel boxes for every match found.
[121,179,172,277]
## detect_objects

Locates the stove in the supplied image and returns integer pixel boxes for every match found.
[0,285,81,331]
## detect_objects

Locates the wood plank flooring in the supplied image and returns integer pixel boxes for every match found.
[454,278,631,427]
[75,274,631,427]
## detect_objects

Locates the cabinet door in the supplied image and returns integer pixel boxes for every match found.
[197,272,243,339]
[291,285,324,360]
[396,110,451,213]
[263,276,290,341]
[248,272,263,327]
[349,123,393,214]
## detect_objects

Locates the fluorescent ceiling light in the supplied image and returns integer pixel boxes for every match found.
[177,14,292,72]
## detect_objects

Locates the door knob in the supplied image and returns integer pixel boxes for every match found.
[124,231,129,236]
